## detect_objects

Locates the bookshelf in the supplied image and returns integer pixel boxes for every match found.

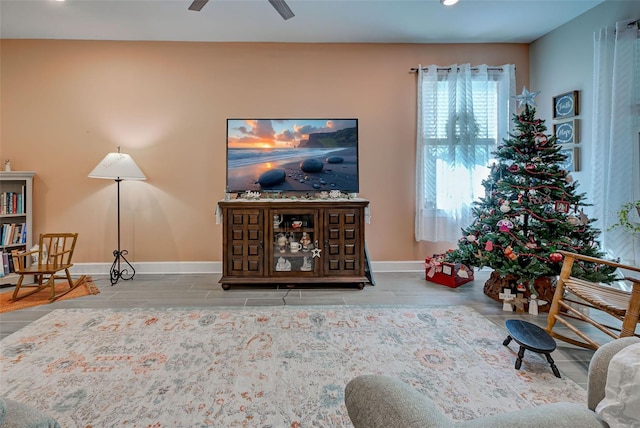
[0,171,35,285]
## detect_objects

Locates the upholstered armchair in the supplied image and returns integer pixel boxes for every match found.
[0,397,60,428]
[345,337,640,428]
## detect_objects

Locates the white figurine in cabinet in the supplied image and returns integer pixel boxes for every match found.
[276,257,292,271]
[300,232,312,252]
[276,233,287,253]
[301,256,312,271]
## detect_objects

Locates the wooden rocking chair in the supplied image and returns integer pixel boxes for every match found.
[10,233,86,302]
[546,250,640,350]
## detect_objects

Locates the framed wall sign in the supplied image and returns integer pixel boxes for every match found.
[553,119,579,144]
[558,145,580,172]
[553,91,579,119]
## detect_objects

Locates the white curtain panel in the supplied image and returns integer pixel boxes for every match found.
[415,63,515,242]
[590,19,640,266]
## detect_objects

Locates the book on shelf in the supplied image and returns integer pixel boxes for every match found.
[4,192,14,215]
[8,224,15,246]
[11,224,22,244]
[2,252,10,275]
[3,224,10,246]
[21,185,25,213]
[3,224,15,246]
[2,192,9,215]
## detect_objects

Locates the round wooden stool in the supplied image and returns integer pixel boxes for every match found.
[503,319,561,378]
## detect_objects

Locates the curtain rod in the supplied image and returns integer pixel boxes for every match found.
[613,19,638,34]
[410,66,506,73]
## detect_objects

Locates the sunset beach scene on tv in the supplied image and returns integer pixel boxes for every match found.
[226,119,359,193]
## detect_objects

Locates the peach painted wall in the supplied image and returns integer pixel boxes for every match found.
[0,40,529,264]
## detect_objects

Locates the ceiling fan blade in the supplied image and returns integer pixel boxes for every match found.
[188,0,209,11]
[268,0,295,20]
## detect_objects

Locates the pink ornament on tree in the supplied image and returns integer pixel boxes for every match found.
[497,219,514,232]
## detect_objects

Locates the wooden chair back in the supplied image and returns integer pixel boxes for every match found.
[38,233,78,269]
[10,232,83,302]
[546,251,640,350]
[13,233,78,273]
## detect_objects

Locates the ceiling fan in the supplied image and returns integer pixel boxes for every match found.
[188,0,295,20]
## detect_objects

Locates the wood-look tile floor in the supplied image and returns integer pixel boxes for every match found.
[0,270,615,388]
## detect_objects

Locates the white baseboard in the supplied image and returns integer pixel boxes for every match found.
[369,261,425,272]
[70,260,425,275]
[71,262,223,275]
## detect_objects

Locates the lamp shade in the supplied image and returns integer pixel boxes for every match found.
[88,151,146,180]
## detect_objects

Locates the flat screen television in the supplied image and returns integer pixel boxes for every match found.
[226,119,359,194]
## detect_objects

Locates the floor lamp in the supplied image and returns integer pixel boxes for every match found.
[88,146,146,285]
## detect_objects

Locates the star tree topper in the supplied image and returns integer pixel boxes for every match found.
[514,86,541,108]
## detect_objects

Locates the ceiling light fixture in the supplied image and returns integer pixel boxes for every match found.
[268,0,295,20]
[440,0,459,6]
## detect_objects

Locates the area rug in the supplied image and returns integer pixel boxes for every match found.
[0,306,586,427]
[0,276,99,313]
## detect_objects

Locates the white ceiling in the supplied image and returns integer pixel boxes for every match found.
[0,0,607,44]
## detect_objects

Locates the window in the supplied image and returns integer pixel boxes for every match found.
[415,64,515,242]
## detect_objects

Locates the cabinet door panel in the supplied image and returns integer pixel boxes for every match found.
[247,260,260,272]
[323,208,363,276]
[345,229,355,240]
[225,209,263,277]
[270,209,319,276]
[329,228,340,240]
[328,213,341,224]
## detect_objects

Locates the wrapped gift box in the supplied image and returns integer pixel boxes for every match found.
[425,255,474,288]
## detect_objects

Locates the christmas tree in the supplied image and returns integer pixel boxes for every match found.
[446,88,615,294]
